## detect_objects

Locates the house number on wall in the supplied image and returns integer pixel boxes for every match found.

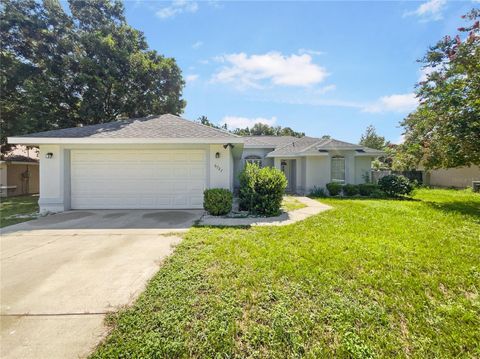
[214,164,223,173]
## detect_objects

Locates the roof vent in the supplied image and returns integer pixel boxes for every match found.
[318,149,328,153]
[355,149,365,153]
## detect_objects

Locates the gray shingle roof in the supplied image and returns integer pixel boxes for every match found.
[18,114,240,139]
[243,136,297,147]
[267,137,384,157]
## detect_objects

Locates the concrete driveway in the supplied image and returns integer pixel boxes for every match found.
[0,209,202,359]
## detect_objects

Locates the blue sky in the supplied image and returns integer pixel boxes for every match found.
[123,0,476,143]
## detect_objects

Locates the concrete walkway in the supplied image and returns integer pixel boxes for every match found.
[199,197,332,227]
[0,210,202,359]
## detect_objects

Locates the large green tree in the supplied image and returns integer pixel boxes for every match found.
[359,125,388,150]
[0,0,185,150]
[396,9,480,170]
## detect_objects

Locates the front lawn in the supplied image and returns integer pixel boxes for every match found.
[92,188,480,358]
[0,194,39,228]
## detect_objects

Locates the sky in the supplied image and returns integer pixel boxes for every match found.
[122,0,476,143]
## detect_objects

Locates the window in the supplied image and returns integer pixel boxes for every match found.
[331,156,345,183]
[245,155,262,167]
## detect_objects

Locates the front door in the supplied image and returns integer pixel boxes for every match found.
[281,160,292,192]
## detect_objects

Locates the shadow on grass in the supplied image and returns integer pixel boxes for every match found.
[423,200,480,222]
[308,195,420,202]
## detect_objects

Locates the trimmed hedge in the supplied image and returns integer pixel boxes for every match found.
[239,163,287,216]
[358,183,378,196]
[203,188,233,216]
[343,184,359,196]
[378,175,413,197]
[326,182,342,196]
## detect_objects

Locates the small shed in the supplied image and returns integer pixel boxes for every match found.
[0,147,39,197]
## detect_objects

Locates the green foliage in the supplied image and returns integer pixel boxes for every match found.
[343,184,359,196]
[232,123,305,137]
[0,194,38,228]
[326,182,342,196]
[197,115,228,130]
[358,183,379,196]
[378,175,414,197]
[92,189,480,358]
[0,0,185,149]
[239,163,287,216]
[203,188,233,216]
[397,9,480,169]
[309,186,327,198]
[359,125,388,150]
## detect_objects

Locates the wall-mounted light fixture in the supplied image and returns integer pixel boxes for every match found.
[215,152,220,159]
[45,152,54,159]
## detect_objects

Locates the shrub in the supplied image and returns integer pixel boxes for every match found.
[378,175,414,197]
[370,189,387,198]
[203,188,233,216]
[239,163,287,216]
[309,186,326,197]
[343,184,359,196]
[358,183,378,196]
[326,182,343,196]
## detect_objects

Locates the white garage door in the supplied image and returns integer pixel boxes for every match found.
[70,150,207,209]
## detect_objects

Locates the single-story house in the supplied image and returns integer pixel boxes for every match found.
[0,146,39,197]
[8,114,383,212]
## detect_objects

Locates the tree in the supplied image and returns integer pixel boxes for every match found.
[359,125,387,150]
[396,9,480,169]
[232,123,304,137]
[197,115,227,130]
[0,0,186,151]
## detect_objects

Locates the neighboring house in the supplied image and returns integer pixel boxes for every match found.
[8,114,383,212]
[422,166,480,188]
[0,146,39,197]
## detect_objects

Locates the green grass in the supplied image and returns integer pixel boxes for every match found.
[281,196,307,212]
[92,188,480,358]
[0,194,39,228]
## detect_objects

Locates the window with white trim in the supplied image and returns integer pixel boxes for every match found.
[331,156,345,183]
[245,155,262,167]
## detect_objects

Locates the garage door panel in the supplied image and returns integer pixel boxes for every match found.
[71,150,207,209]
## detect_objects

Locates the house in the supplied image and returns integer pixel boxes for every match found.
[0,146,39,197]
[8,114,383,212]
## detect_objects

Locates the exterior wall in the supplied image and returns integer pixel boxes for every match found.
[0,162,39,197]
[209,144,233,190]
[38,143,234,213]
[425,166,480,188]
[287,153,373,194]
[355,156,373,184]
[39,145,68,212]
[305,156,330,192]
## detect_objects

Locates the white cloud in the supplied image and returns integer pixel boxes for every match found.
[156,0,198,19]
[404,0,446,22]
[363,93,418,113]
[185,74,199,83]
[220,116,277,129]
[212,51,328,88]
[192,41,203,49]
